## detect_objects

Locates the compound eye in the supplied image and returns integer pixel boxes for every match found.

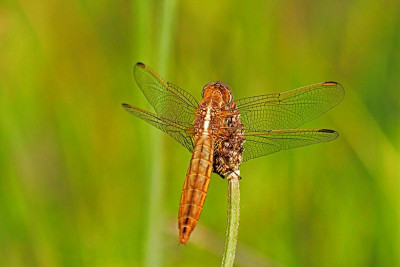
[201,87,206,98]
[228,91,233,103]
[202,83,213,98]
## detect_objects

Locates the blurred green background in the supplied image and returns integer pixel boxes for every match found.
[1,0,399,266]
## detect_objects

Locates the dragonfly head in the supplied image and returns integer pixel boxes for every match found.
[202,81,233,104]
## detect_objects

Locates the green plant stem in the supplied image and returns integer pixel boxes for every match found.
[143,1,177,267]
[222,170,241,267]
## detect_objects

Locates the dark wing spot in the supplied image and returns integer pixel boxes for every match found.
[318,129,336,133]
[136,62,145,68]
[322,81,338,86]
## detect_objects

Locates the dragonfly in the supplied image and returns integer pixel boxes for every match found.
[122,62,344,245]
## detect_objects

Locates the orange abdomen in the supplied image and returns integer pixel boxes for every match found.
[178,134,214,244]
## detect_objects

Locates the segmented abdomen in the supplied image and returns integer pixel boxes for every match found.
[178,134,214,244]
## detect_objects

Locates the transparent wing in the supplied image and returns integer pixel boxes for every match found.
[133,62,198,124]
[242,129,339,161]
[122,103,194,152]
[236,82,344,131]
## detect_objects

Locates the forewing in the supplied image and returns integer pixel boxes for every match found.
[236,82,344,131]
[242,129,339,161]
[133,62,198,124]
[122,103,194,152]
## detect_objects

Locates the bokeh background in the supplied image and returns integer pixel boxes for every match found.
[1,0,400,266]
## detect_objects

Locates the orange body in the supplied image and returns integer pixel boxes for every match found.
[178,82,233,244]
[178,134,214,244]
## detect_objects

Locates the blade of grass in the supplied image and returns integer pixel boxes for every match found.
[143,1,178,267]
[222,170,241,267]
